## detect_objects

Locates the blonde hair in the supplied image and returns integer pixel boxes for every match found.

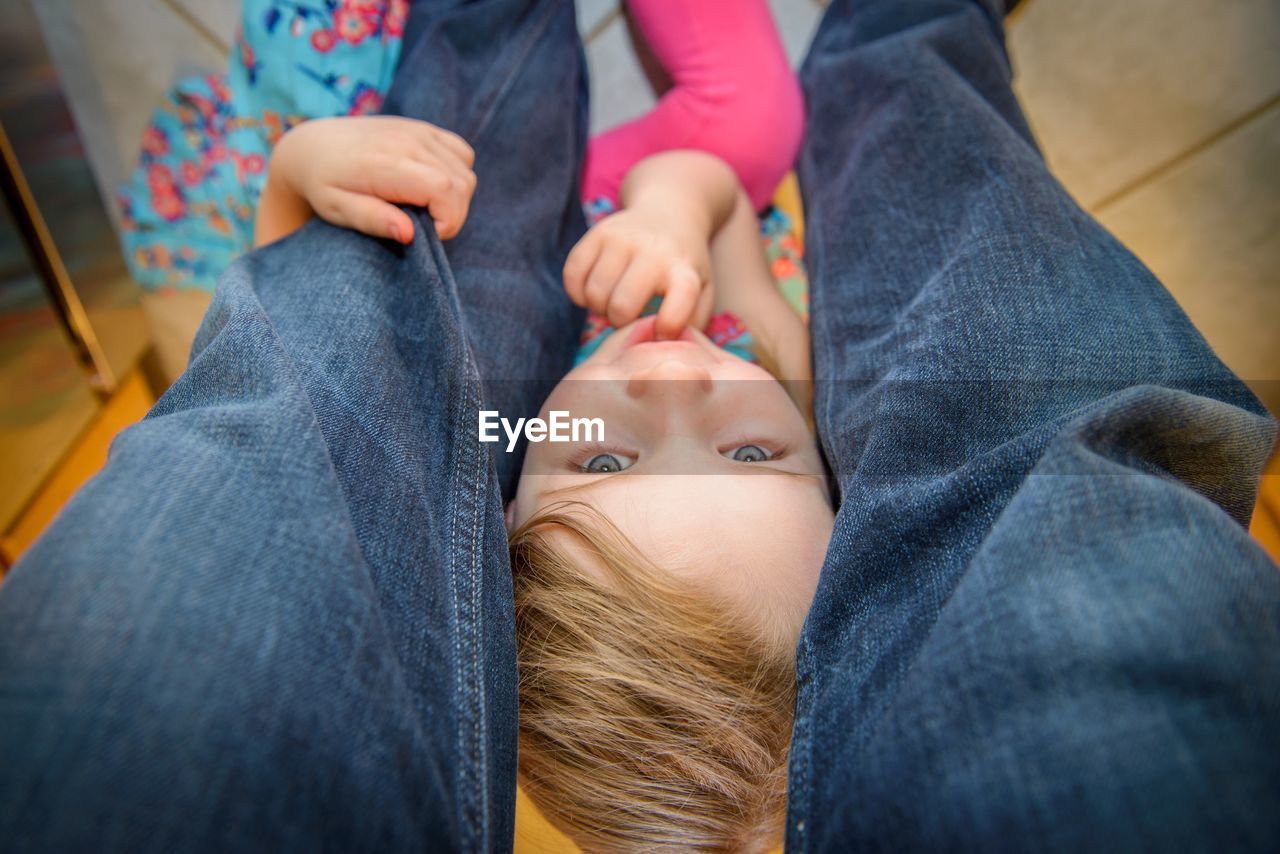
[509,502,797,852]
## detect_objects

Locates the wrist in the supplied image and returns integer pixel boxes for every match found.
[268,125,308,198]
[254,131,315,246]
[620,152,731,238]
[630,189,714,241]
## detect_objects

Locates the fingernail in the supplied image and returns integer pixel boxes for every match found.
[389,221,403,243]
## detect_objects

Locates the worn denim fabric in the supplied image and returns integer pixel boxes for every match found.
[790,0,1280,850]
[2,0,1278,851]
[0,0,585,851]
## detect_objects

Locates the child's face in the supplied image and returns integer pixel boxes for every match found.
[510,316,835,644]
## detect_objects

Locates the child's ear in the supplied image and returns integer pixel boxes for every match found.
[504,501,516,532]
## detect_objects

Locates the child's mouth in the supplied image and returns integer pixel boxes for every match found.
[621,315,698,349]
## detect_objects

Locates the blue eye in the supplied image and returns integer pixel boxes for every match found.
[728,444,771,463]
[581,452,634,473]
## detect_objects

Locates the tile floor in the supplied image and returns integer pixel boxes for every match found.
[1007,0,1280,414]
[33,0,1279,412]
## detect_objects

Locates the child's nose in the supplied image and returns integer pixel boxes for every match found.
[625,359,714,399]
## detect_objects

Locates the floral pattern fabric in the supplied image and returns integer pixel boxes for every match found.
[116,0,812,364]
[574,199,810,366]
[119,0,408,292]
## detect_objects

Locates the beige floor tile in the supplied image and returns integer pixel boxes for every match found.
[575,0,617,37]
[586,14,657,135]
[1097,104,1280,414]
[769,0,824,68]
[167,0,240,52]
[33,0,227,220]
[1009,0,1280,210]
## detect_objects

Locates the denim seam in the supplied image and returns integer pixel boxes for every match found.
[406,9,559,839]
[430,229,490,853]
[465,372,489,851]
[416,5,574,845]
[444,319,473,850]
[468,372,489,852]
[440,9,576,838]
[242,243,485,846]
[790,134,835,852]
[462,0,563,148]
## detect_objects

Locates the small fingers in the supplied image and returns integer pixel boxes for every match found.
[427,125,476,168]
[397,117,474,168]
[384,159,471,240]
[427,157,476,239]
[563,232,603,306]
[655,262,701,340]
[431,182,473,241]
[315,187,413,243]
[692,280,715,330]
[424,150,477,202]
[583,246,631,317]
[411,136,476,200]
[605,254,662,328]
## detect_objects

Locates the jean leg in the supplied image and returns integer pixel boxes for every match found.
[791,1,1280,850]
[0,2,584,851]
[386,0,590,498]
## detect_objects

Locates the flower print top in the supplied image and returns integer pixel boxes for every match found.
[574,198,810,366]
[118,0,408,292]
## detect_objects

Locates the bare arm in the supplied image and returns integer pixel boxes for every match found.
[254,151,313,247]
[564,150,740,338]
[618,149,740,240]
[619,151,809,381]
[709,189,810,384]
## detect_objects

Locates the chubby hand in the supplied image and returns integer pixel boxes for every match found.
[562,207,714,339]
[270,116,476,243]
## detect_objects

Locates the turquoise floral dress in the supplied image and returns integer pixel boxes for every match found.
[118,0,810,369]
[118,0,409,292]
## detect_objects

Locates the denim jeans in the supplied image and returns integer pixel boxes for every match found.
[791,1,1280,849]
[1,0,1276,851]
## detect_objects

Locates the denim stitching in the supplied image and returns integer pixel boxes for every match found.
[432,228,489,852]
[445,350,472,848]
[420,4,571,847]
[464,371,488,851]
[449,6,570,846]
[462,0,562,147]
[788,135,828,852]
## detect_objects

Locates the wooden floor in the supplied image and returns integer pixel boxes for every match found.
[12,1,1279,849]
[1250,451,1280,562]
[1008,0,1280,416]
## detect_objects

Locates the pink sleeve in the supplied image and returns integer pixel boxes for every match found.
[581,0,805,212]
